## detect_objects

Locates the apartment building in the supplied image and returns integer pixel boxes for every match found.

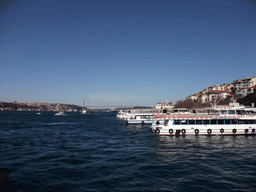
[233,76,256,96]
[187,84,233,103]
[187,76,255,103]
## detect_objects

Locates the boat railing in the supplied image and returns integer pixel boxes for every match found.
[125,112,154,115]
[154,111,256,116]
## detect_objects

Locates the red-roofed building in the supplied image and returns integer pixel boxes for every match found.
[204,90,231,102]
[187,84,232,103]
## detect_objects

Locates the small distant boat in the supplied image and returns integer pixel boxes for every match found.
[81,109,87,114]
[54,111,65,116]
[36,112,42,115]
[81,99,86,114]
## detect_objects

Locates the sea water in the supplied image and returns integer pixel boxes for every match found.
[1,111,256,192]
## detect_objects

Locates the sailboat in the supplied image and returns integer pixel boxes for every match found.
[81,99,86,114]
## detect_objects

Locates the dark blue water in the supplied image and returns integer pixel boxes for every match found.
[1,111,256,192]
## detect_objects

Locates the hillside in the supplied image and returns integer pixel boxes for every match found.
[237,90,256,106]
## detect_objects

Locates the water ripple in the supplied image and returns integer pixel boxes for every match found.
[1,111,256,191]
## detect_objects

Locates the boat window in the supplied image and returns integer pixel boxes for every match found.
[208,110,215,115]
[189,120,195,125]
[225,120,231,124]
[181,120,187,125]
[231,120,237,124]
[215,110,220,115]
[156,120,160,125]
[237,110,242,115]
[228,110,235,114]
[211,120,217,125]
[204,120,210,124]
[174,120,180,125]
[240,110,248,114]
[164,120,169,126]
[196,120,202,125]
[218,120,224,124]
[244,120,250,124]
[248,111,255,115]
[248,120,256,124]
[221,110,227,115]
[197,110,204,114]
[238,120,244,124]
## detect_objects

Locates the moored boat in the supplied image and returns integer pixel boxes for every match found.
[116,108,156,124]
[116,110,127,119]
[125,112,154,124]
[152,101,256,136]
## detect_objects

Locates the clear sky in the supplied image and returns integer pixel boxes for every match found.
[1,0,256,107]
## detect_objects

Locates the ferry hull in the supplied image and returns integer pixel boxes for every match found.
[153,133,256,136]
[152,125,256,136]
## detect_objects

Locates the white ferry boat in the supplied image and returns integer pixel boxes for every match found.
[151,101,256,136]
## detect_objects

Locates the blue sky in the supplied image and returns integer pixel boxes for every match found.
[1,0,256,107]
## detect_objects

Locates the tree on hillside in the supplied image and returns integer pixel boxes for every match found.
[237,90,256,106]
[216,96,232,105]
[174,98,209,109]
[230,87,236,97]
